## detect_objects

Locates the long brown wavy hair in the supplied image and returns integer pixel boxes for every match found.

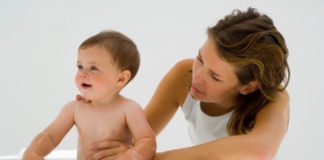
[207,7,290,135]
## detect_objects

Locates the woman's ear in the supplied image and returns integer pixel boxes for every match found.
[116,70,131,88]
[239,81,259,95]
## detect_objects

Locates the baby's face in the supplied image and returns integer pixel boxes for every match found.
[75,46,121,101]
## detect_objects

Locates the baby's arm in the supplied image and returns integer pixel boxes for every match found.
[121,103,157,160]
[23,101,75,160]
[22,130,56,160]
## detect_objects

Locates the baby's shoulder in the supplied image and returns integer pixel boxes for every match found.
[65,99,83,107]
[63,99,89,111]
[121,97,142,110]
[56,100,79,115]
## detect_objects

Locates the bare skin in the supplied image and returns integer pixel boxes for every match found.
[23,46,156,160]
[145,38,290,160]
[88,38,290,160]
[146,60,289,160]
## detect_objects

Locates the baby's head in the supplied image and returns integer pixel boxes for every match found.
[79,30,140,83]
[76,31,140,100]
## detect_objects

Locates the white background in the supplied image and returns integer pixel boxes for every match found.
[1,0,323,159]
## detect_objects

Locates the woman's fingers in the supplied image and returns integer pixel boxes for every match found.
[88,148,117,160]
[75,95,83,101]
[75,94,91,103]
[88,146,128,160]
[91,139,121,150]
[88,139,131,160]
[102,155,119,160]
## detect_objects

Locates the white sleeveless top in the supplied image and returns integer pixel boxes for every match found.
[181,94,233,145]
[181,94,278,159]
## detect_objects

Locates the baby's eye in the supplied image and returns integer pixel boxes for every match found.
[90,66,98,71]
[77,64,83,70]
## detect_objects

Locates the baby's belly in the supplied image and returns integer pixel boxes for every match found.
[76,127,132,159]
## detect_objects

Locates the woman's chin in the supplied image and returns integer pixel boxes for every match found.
[190,89,205,100]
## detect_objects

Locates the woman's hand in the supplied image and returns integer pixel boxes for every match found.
[87,139,131,160]
[75,94,91,103]
[114,149,142,160]
[151,152,167,160]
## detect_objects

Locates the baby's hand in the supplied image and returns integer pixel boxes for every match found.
[22,151,44,160]
[75,95,91,103]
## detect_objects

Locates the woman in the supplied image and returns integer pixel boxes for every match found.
[87,7,290,160]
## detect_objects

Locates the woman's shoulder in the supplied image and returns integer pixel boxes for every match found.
[168,58,194,81]
[276,89,289,102]
[269,89,290,110]
[167,58,193,84]
[173,58,194,71]
[166,59,194,105]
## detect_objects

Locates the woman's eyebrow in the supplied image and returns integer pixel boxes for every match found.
[199,50,221,78]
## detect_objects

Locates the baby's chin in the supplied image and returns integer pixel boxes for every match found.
[77,92,93,102]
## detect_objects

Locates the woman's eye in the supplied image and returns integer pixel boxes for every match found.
[197,55,203,63]
[211,76,221,81]
[77,64,83,70]
[208,70,221,82]
[90,66,98,71]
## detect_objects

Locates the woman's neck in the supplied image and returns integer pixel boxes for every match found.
[200,102,234,116]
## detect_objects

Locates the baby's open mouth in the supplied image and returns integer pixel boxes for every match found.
[81,83,92,88]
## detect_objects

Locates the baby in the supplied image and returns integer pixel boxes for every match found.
[23,31,156,160]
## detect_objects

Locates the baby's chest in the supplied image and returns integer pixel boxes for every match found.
[74,107,130,140]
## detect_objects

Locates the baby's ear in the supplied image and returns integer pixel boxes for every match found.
[239,81,259,95]
[117,70,131,88]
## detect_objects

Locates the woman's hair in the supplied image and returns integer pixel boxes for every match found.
[79,30,140,82]
[208,7,290,135]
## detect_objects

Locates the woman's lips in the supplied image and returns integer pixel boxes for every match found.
[191,85,205,95]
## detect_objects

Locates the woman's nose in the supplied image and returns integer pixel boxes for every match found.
[193,68,205,85]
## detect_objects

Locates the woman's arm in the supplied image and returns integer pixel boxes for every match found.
[145,59,193,135]
[23,102,75,160]
[152,91,290,160]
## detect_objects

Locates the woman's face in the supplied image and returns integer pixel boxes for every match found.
[191,38,241,108]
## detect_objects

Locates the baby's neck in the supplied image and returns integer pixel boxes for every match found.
[90,94,123,107]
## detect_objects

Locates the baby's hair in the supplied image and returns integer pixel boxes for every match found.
[79,30,140,82]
